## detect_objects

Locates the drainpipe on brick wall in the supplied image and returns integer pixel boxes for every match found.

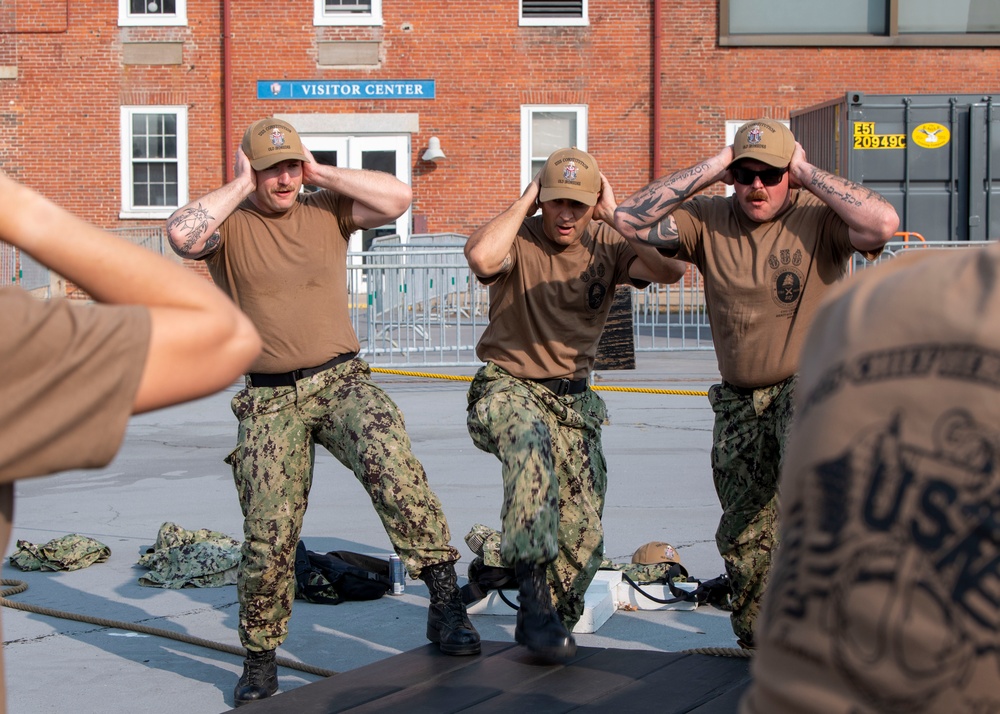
[223,0,234,183]
[652,0,662,180]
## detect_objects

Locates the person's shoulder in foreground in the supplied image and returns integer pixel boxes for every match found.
[742,243,1000,714]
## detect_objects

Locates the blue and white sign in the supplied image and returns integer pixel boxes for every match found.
[258,80,435,100]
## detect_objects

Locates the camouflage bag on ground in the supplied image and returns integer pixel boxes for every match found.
[293,541,391,605]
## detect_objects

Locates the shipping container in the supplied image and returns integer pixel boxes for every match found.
[791,92,1000,242]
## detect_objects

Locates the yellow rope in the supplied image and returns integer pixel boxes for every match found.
[370,368,709,397]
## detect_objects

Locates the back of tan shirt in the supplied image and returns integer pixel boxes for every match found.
[743,244,1000,714]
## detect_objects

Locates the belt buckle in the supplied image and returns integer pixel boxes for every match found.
[553,379,570,396]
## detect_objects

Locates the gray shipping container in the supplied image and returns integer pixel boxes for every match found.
[791,92,1000,242]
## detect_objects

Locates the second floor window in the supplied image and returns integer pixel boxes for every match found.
[119,0,186,26]
[315,0,382,26]
[520,1,587,27]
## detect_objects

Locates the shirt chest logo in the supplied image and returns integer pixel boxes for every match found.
[768,248,804,308]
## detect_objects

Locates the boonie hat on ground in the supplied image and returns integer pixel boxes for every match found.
[730,119,795,169]
[242,117,308,170]
[539,147,601,206]
[631,541,682,565]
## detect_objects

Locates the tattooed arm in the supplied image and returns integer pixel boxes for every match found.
[613,146,734,256]
[787,142,899,253]
[165,147,257,260]
[464,173,541,280]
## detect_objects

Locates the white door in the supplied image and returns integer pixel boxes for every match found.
[303,134,411,252]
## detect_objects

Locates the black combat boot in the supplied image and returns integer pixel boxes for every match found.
[233,648,278,707]
[421,561,482,656]
[514,562,577,663]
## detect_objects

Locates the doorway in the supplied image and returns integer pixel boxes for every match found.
[301,134,412,251]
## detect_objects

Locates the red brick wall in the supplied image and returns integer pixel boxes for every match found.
[1,0,998,244]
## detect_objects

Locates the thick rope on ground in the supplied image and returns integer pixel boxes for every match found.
[370,367,709,397]
[0,579,337,678]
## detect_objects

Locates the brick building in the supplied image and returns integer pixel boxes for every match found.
[1,1,998,256]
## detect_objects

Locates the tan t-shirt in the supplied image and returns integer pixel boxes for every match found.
[742,244,1000,714]
[475,217,640,380]
[0,288,150,482]
[205,190,360,374]
[674,191,856,388]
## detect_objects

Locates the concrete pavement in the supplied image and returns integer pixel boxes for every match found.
[2,350,732,714]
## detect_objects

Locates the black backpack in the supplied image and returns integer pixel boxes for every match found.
[293,541,391,605]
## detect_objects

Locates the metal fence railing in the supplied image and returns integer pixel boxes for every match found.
[2,231,992,366]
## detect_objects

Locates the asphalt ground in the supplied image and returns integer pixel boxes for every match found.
[2,350,735,714]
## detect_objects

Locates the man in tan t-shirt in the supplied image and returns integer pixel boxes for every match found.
[0,172,260,714]
[465,147,686,662]
[613,120,899,647]
[166,118,480,707]
[742,243,1000,714]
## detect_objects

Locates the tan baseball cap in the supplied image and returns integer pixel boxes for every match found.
[241,117,308,170]
[730,119,795,169]
[539,147,601,206]
[631,541,682,565]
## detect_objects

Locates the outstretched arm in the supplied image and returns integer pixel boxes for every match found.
[464,174,541,280]
[613,147,734,255]
[787,142,899,252]
[1,173,261,413]
[301,148,412,230]
[166,147,257,260]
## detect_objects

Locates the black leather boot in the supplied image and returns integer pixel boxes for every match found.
[514,562,577,662]
[421,561,482,655]
[233,648,278,707]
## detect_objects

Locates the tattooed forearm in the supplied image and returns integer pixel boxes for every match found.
[167,204,218,257]
[619,166,709,226]
[806,168,892,209]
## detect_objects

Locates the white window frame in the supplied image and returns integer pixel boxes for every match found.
[519,0,588,27]
[314,0,383,27]
[118,0,187,27]
[520,105,588,190]
[120,105,189,219]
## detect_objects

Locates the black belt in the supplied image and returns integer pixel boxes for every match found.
[529,377,589,396]
[247,352,357,388]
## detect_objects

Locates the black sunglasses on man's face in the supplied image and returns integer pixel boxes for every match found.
[732,166,788,187]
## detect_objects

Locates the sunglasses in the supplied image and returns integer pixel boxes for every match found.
[732,166,788,187]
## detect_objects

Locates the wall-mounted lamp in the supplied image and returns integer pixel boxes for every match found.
[421,136,446,162]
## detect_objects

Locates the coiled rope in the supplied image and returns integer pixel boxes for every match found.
[370,368,709,397]
[0,579,338,678]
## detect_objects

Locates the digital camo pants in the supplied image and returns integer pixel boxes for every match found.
[708,377,795,647]
[227,358,460,652]
[466,363,608,631]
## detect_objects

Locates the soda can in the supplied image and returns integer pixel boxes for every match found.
[389,553,405,595]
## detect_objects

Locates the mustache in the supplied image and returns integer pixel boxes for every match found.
[747,190,769,201]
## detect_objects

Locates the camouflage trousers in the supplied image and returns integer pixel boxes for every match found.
[466,362,608,631]
[707,376,796,647]
[227,357,459,652]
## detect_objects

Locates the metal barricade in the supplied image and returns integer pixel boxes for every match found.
[349,246,715,366]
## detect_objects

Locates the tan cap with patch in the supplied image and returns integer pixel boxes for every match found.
[241,117,308,170]
[539,147,601,206]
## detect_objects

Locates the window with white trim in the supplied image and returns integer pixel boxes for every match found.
[120,106,188,218]
[721,0,1000,46]
[118,0,186,27]
[520,0,587,27]
[314,0,382,26]
[521,105,588,189]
